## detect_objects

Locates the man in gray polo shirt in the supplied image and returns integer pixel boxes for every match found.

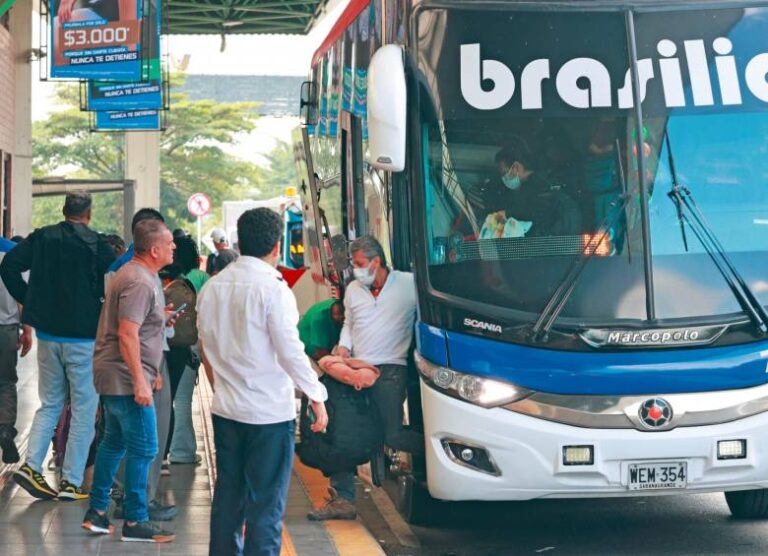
[81,220,177,543]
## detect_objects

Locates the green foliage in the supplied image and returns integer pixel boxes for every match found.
[32,73,292,235]
[259,140,299,199]
[32,192,125,234]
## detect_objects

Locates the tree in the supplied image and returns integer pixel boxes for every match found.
[259,140,299,199]
[32,73,268,234]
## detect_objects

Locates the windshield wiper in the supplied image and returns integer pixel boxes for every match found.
[530,141,632,343]
[665,131,768,335]
[665,133,689,252]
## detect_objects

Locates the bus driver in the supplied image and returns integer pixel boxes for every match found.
[481,145,582,239]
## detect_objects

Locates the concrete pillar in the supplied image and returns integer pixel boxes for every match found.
[125,131,161,212]
[10,0,33,236]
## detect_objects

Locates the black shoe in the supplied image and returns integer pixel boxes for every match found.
[0,426,19,464]
[115,500,177,521]
[82,508,113,535]
[13,463,58,500]
[0,438,19,464]
[121,521,175,543]
[149,500,177,521]
[169,454,202,465]
[371,445,385,487]
[58,480,89,501]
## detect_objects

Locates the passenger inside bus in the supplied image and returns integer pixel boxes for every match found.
[477,144,582,239]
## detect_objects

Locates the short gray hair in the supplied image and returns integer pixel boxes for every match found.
[134,220,168,254]
[349,235,387,266]
[63,191,92,217]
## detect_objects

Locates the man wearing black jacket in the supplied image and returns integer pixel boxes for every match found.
[0,191,115,501]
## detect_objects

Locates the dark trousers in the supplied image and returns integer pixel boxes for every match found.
[210,415,295,556]
[331,364,424,502]
[0,324,19,435]
[371,364,425,455]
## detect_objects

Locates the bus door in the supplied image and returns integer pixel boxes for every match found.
[292,127,332,286]
[341,111,367,240]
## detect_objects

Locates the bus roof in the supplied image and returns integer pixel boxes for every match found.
[312,0,370,67]
[310,0,768,67]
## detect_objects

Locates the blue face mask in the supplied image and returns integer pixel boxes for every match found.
[502,174,522,190]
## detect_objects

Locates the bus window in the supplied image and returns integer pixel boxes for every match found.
[416,9,649,322]
[636,7,768,319]
[288,222,304,269]
[364,164,392,265]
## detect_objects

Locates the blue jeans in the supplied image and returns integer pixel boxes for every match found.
[26,340,98,486]
[90,395,158,522]
[210,415,294,556]
[169,362,198,462]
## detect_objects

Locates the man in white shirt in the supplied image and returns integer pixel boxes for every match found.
[197,207,328,556]
[308,235,421,521]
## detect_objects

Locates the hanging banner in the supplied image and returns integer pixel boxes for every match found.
[94,109,161,130]
[85,0,163,109]
[50,0,144,80]
[86,72,162,110]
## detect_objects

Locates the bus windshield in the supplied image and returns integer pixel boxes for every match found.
[417,5,768,324]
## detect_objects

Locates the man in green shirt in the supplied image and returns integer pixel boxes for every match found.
[298,299,344,361]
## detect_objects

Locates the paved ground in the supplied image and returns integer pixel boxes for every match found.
[0,345,384,556]
[357,474,768,555]
[10,344,768,556]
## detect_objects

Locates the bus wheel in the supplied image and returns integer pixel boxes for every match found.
[397,473,438,525]
[725,489,768,518]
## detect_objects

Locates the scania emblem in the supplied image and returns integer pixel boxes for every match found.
[639,398,673,429]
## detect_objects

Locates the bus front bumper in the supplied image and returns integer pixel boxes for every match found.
[421,380,768,501]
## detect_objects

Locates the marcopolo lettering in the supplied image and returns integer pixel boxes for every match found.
[579,325,727,348]
[460,38,768,111]
[606,330,700,345]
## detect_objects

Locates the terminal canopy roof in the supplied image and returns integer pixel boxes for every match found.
[167,0,330,35]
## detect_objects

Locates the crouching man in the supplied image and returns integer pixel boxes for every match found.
[308,235,422,521]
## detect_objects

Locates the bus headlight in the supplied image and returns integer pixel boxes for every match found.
[415,352,533,408]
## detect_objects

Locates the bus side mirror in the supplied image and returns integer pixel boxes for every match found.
[367,45,407,172]
[300,81,318,126]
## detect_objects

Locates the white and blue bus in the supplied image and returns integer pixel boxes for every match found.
[294,0,768,523]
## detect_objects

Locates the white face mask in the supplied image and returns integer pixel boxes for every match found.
[353,262,376,287]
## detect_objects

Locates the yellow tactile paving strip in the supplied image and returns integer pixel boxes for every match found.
[199,376,382,555]
[281,527,298,556]
[293,459,386,556]
[199,377,300,556]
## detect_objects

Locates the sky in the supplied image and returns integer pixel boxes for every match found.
[165,0,348,76]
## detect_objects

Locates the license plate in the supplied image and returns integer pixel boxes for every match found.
[627,462,687,491]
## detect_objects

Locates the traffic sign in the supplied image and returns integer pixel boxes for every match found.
[187,193,212,217]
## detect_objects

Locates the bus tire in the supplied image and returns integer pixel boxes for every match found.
[725,489,768,518]
[397,473,438,525]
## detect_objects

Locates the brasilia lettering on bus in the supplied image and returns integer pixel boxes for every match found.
[460,38,768,111]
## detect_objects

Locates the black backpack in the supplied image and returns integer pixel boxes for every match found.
[296,375,382,474]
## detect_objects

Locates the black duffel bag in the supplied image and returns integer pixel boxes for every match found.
[297,375,382,474]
